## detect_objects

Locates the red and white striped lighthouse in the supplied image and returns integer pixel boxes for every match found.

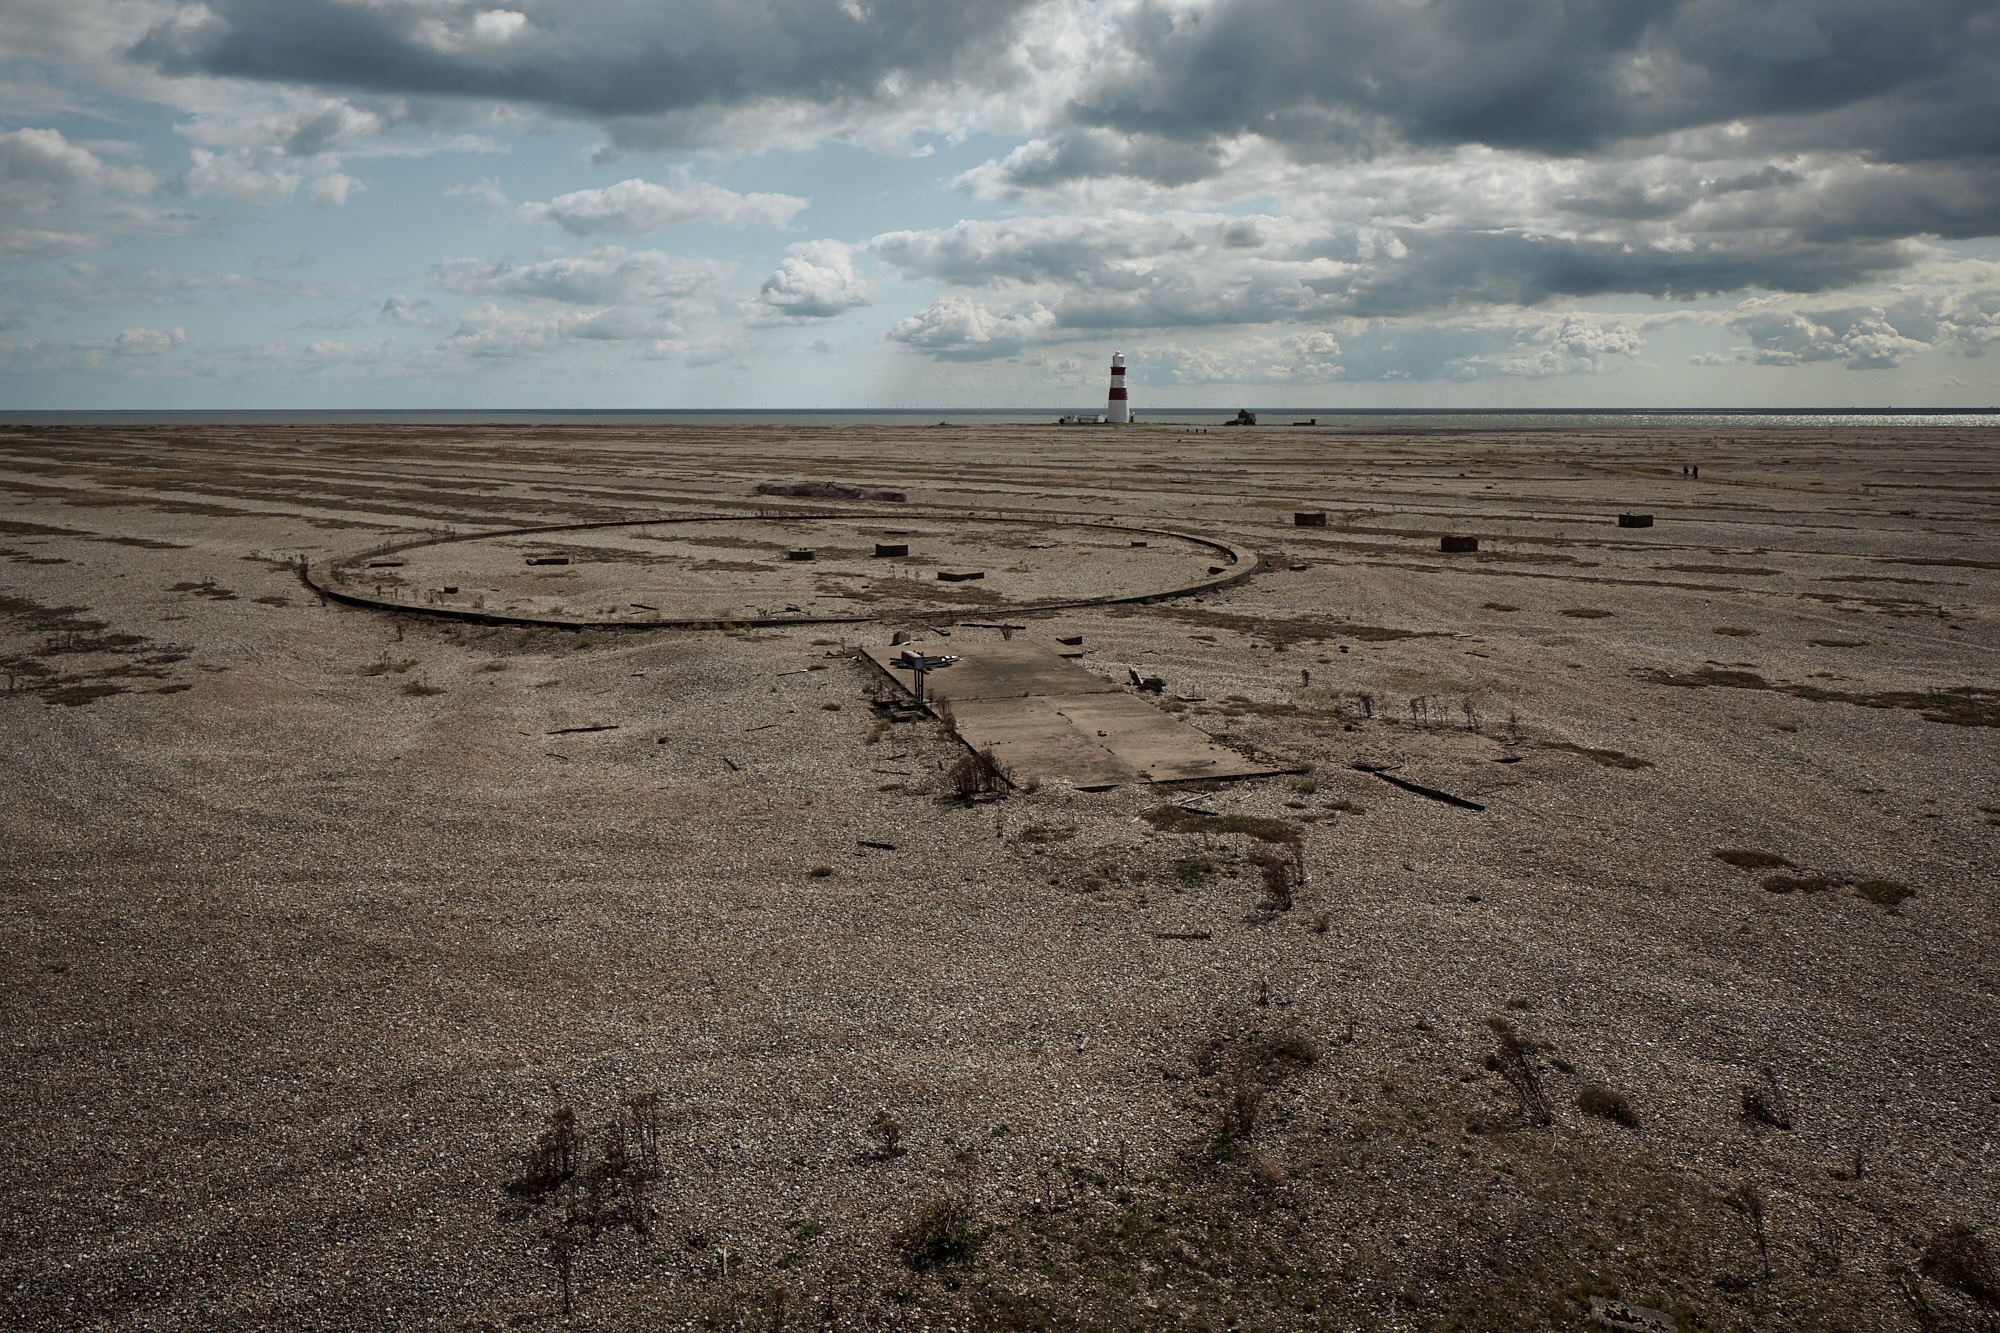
[1106,351,1130,423]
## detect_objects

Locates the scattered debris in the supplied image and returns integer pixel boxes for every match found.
[1293,512,1326,527]
[937,570,985,582]
[1617,514,1655,528]
[857,839,897,851]
[1153,931,1213,940]
[1439,535,1479,553]
[545,724,618,735]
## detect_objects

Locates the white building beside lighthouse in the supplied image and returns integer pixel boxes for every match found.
[1106,351,1130,423]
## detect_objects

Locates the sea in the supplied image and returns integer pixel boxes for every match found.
[3,408,1997,429]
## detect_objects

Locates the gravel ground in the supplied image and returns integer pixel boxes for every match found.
[1,421,1995,1332]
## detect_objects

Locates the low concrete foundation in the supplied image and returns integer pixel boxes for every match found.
[863,639,1288,789]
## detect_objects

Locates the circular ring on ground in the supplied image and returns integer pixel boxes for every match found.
[305,513,1253,629]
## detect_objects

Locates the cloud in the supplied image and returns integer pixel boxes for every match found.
[868,204,1928,350]
[127,0,1046,145]
[111,325,190,356]
[446,176,510,208]
[1138,315,1643,385]
[1735,307,1931,369]
[435,302,680,357]
[1061,0,2000,163]
[379,294,448,329]
[884,296,1059,359]
[6,261,360,309]
[0,324,190,375]
[178,147,365,207]
[429,247,732,311]
[309,172,364,207]
[0,127,170,260]
[515,176,808,238]
[755,241,871,319]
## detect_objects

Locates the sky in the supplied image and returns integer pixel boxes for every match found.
[2,0,1999,410]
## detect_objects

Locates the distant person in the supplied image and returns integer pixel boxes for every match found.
[1693,465,1699,478]
[1682,466,1688,476]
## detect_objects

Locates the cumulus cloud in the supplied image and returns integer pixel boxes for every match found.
[884,296,1059,359]
[515,176,807,237]
[755,241,871,319]
[0,127,170,260]
[1735,307,1931,369]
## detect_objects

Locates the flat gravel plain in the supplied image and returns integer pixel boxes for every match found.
[1,421,1995,1331]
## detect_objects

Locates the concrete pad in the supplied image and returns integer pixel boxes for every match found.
[865,637,1121,700]
[948,696,1140,789]
[863,641,1286,788]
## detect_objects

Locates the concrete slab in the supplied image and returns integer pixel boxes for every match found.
[865,637,1122,700]
[862,641,1286,788]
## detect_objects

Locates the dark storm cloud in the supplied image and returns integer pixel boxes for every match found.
[1063,0,1999,161]
[131,0,1038,124]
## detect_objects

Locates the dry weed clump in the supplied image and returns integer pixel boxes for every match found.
[867,1109,906,1158]
[1201,1025,1319,1160]
[947,745,1012,798]
[1484,1019,1553,1126]
[1727,1180,1773,1278]
[500,1096,665,1319]
[1246,839,1305,912]
[896,1196,981,1271]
